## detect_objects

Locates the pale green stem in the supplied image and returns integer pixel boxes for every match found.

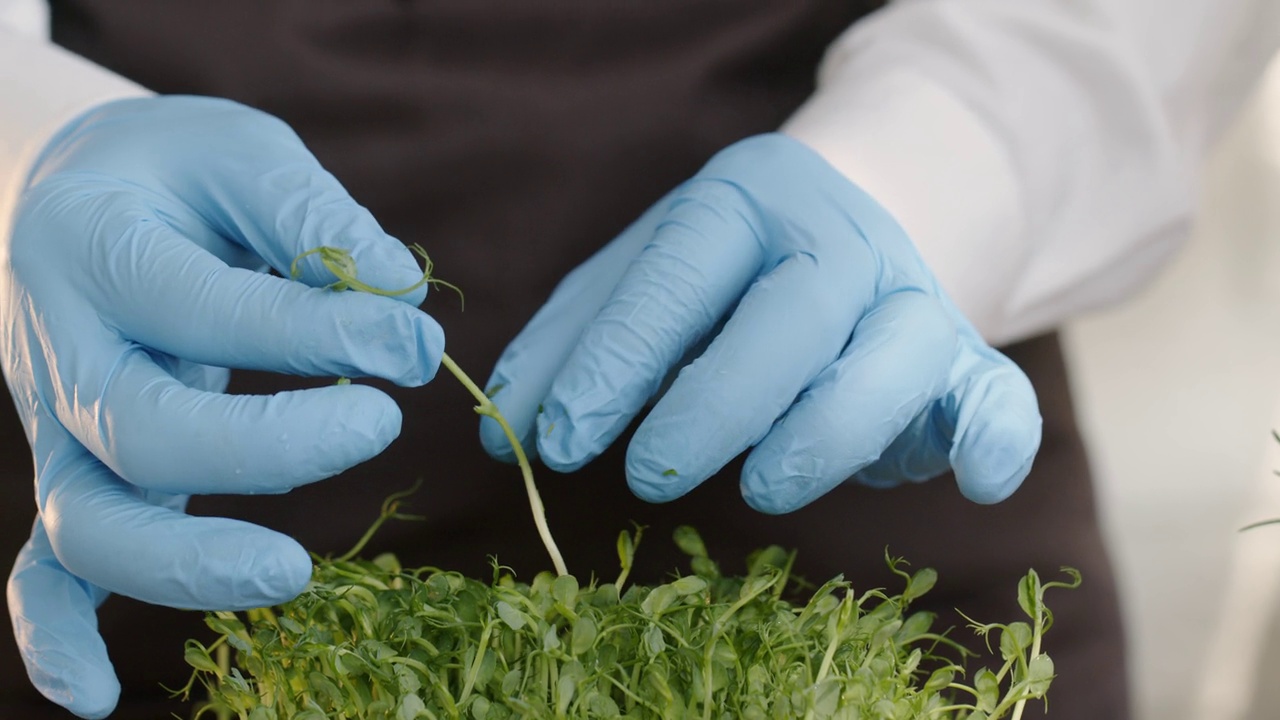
[292,245,567,575]
[441,353,568,577]
[701,573,780,720]
[1009,600,1045,720]
[215,643,231,720]
[457,621,494,705]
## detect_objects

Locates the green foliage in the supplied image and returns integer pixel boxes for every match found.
[179,521,1076,720]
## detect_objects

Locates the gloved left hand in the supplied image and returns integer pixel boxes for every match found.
[479,133,1040,512]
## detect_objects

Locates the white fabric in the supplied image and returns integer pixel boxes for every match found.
[0,0,46,38]
[0,24,149,266]
[785,0,1280,344]
[2,0,1279,344]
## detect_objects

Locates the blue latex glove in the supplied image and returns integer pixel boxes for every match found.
[0,96,444,718]
[481,134,1039,511]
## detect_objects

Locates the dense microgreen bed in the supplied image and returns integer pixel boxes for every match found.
[174,246,1075,719]
[178,495,1076,720]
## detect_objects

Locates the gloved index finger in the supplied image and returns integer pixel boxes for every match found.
[207,162,432,307]
[536,180,766,472]
[57,198,445,386]
[42,97,432,307]
[479,200,672,463]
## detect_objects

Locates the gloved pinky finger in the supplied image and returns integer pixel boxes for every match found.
[8,520,119,720]
[738,291,955,514]
[947,357,1041,504]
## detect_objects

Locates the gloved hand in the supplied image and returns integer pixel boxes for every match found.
[480,133,1039,512]
[0,96,444,718]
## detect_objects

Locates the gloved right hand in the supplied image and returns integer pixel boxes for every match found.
[0,96,444,719]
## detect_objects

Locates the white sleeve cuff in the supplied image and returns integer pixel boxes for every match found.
[1,27,151,229]
[782,68,1027,344]
[0,0,48,38]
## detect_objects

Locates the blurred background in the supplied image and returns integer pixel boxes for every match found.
[1062,53,1280,720]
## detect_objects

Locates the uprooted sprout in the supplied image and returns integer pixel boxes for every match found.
[290,244,566,577]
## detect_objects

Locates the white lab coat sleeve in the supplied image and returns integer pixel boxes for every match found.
[783,0,1280,344]
[0,14,150,240]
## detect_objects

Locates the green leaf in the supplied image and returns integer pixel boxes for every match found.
[894,610,934,644]
[571,616,598,655]
[556,672,578,716]
[644,624,667,656]
[739,572,777,601]
[225,632,252,654]
[672,575,707,596]
[205,614,247,638]
[308,671,345,708]
[1025,653,1056,696]
[371,552,402,574]
[923,667,954,694]
[552,574,579,608]
[673,526,708,558]
[496,600,526,631]
[397,693,426,720]
[182,640,221,674]
[809,677,841,716]
[501,669,522,696]
[1018,570,1043,620]
[746,545,788,577]
[999,621,1033,662]
[394,663,421,694]
[691,556,721,579]
[278,616,306,635]
[975,668,1000,712]
[903,568,937,602]
[616,530,635,568]
[543,626,561,652]
[641,584,679,616]
[586,690,620,717]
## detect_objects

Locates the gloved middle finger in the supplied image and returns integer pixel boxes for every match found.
[80,345,405,495]
[535,181,768,472]
[622,246,871,502]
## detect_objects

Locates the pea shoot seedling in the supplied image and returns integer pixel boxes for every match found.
[290,244,565,576]
[175,245,1077,719]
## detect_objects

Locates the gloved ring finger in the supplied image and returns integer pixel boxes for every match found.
[739,290,955,514]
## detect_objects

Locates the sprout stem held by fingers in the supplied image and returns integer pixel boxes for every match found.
[290,244,566,576]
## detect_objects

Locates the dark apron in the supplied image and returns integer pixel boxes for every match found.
[0,2,1130,717]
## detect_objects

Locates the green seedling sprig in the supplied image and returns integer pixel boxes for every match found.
[176,244,1079,719]
[289,243,566,577]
